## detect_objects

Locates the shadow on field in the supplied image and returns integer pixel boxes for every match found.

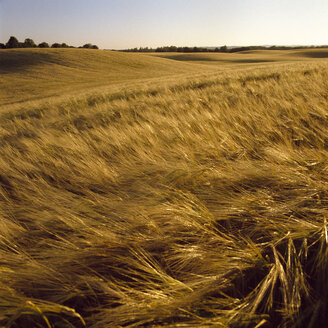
[295,51,328,58]
[232,59,275,63]
[158,54,220,61]
[158,54,275,64]
[0,50,55,73]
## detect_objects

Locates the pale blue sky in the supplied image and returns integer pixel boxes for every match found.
[1,0,328,49]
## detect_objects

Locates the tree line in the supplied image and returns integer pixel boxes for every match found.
[122,45,328,53]
[0,36,98,49]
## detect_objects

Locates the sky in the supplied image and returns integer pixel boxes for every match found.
[1,0,328,49]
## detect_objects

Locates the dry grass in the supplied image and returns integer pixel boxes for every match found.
[1,48,328,327]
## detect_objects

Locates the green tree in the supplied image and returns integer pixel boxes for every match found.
[38,42,49,48]
[23,38,36,48]
[81,43,98,49]
[6,36,20,48]
[51,43,61,48]
[0,43,5,49]
[220,45,228,52]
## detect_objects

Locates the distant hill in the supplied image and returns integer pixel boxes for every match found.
[0,48,205,105]
[1,47,328,106]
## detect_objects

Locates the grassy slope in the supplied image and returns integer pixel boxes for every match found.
[1,49,328,327]
[0,48,209,105]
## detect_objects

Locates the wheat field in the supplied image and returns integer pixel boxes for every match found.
[1,48,328,327]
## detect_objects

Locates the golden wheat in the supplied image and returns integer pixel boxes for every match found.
[1,48,328,327]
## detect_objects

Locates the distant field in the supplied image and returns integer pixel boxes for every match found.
[149,48,328,64]
[1,48,328,327]
[0,48,208,105]
[1,48,328,106]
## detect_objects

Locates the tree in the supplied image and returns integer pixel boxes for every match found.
[0,43,5,49]
[61,43,69,48]
[82,43,98,49]
[51,43,61,48]
[220,45,228,53]
[23,38,36,48]
[38,42,49,48]
[6,36,20,48]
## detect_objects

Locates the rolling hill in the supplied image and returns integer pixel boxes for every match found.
[2,47,328,106]
[0,48,208,105]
